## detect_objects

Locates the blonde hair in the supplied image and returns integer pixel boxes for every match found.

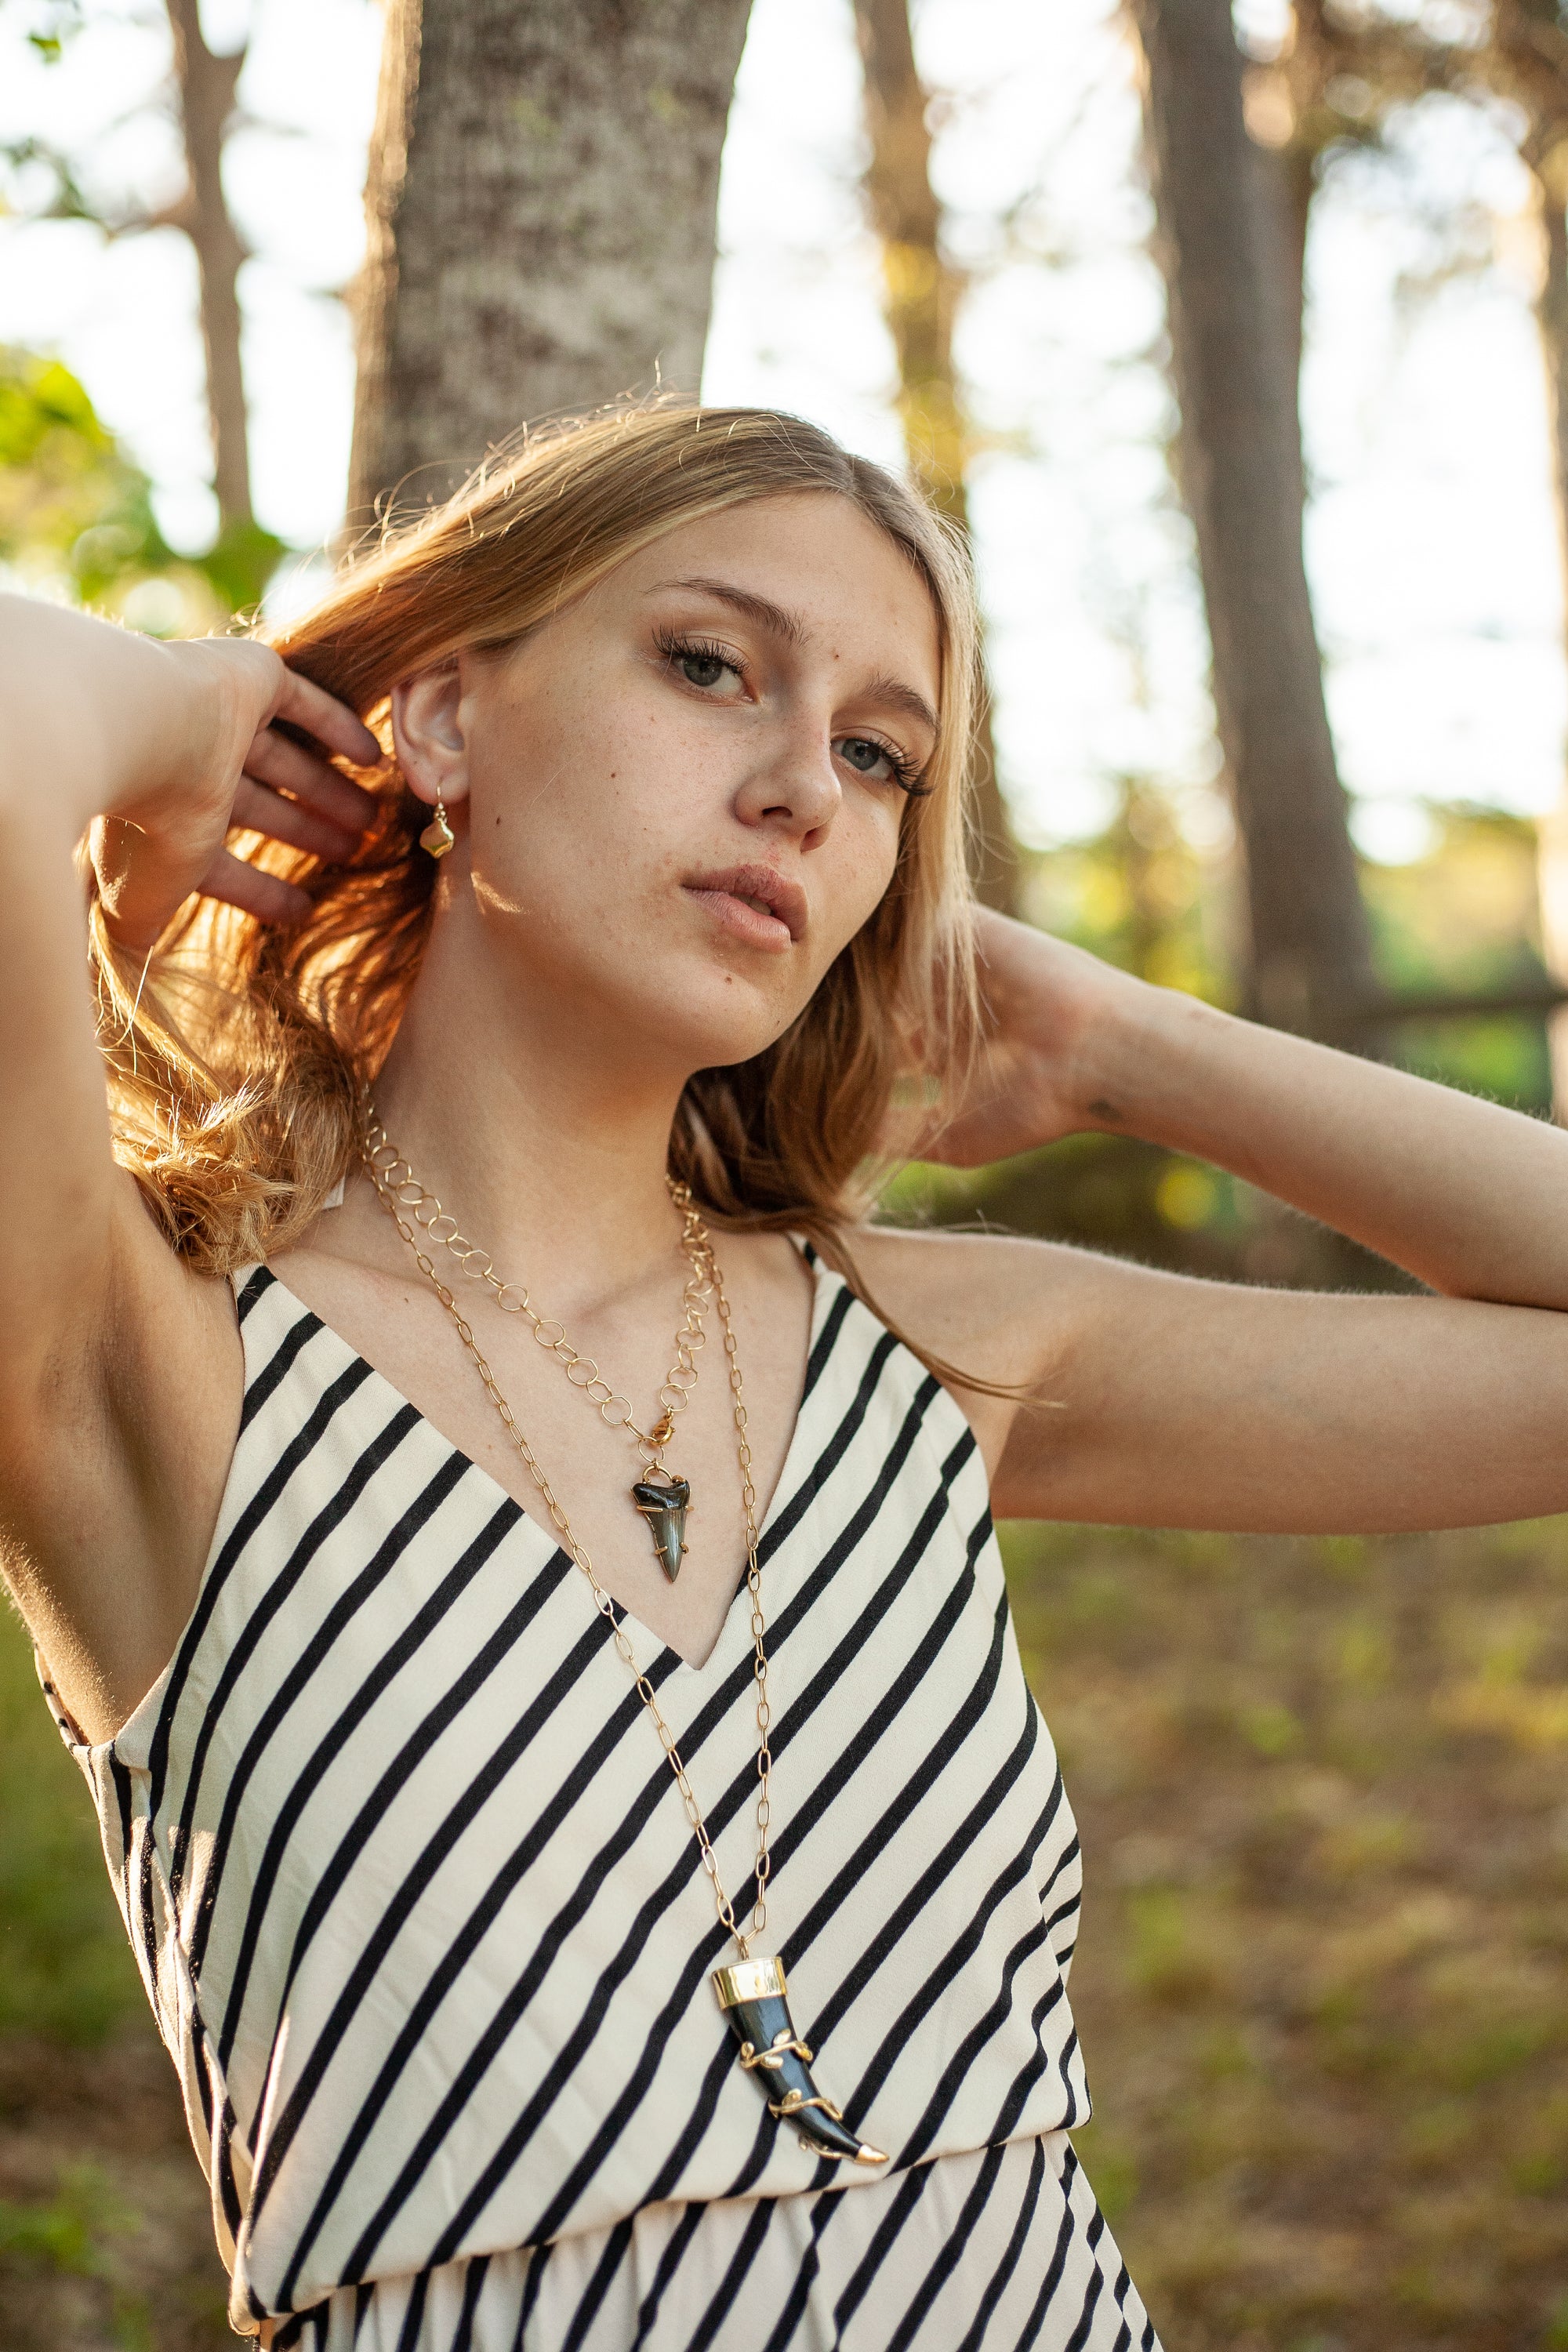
[90,402,982,1293]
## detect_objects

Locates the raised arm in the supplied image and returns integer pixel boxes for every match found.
[864,912,1568,1534]
[0,596,378,1737]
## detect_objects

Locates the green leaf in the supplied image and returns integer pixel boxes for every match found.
[0,343,287,622]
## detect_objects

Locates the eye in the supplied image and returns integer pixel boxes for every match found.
[655,631,746,699]
[833,734,930,797]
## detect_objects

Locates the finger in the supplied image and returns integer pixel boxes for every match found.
[244,728,379,833]
[230,776,362,863]
[273,667,383,767]
[195,844,314,928]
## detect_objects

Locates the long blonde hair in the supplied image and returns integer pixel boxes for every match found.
[90,402,982,1286]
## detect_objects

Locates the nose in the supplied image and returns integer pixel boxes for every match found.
[731,722,841,847]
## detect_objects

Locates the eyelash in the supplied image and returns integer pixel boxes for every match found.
[653,629,931,799]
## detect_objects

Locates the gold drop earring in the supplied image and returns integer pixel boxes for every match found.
[419,794,455,860]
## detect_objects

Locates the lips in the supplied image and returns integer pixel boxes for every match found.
[683,863,807,950]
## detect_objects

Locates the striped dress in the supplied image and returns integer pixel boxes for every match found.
[47,1251,1162,2351]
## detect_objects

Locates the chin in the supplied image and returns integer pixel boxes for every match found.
[676,1007,800,1076]
[626,962,810,1076]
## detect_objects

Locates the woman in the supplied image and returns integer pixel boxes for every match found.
[3,404,1566,2351]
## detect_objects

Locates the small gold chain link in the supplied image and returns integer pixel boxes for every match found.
[358,1126,773,1958]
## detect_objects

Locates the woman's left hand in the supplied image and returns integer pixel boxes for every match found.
[898,909,1150,1167]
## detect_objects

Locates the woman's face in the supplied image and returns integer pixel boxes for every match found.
[390,491,943,1080]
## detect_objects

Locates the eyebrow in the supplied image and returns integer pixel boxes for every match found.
[654,575,808,647]
[862,671,939,741]
[648,575,940,741]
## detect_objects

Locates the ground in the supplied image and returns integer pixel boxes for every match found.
[0,1518,1565,2349]
[1019,1521,1568,2352]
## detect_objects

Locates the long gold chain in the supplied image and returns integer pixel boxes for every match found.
[361,1110,712,1470]
[357,1133,774,1958]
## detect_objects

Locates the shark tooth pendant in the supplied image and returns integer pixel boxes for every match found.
[631,1472,691,1582]
[713,1958,887,2167]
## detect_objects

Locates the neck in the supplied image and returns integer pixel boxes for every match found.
[369,903,692,1309]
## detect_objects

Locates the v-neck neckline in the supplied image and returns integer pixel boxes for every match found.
[249,1248,832,1679]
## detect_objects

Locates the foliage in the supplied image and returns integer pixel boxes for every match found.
[0,0,85,73]
[1,345,177,594]
[0,345,282,622]
[1005,1513,1568,2351]
[1022,779,1236,1008]
[884,787,1552,1283]
[1362,805,1555,1111]
[0,1599,144,2046]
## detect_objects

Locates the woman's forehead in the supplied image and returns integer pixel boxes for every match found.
[598,496,943,689]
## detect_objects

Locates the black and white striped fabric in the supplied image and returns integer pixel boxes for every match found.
[50,1254,1160,2350]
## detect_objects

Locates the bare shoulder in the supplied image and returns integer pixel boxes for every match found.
[846,1224,1112,1369]
[839,1224,1127,1469]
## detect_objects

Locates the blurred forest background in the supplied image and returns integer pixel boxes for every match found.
[2,0,1568,2343]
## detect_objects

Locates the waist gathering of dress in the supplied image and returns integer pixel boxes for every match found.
[43,1250,1162,2351]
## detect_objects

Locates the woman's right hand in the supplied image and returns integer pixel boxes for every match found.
[88,637,384,953]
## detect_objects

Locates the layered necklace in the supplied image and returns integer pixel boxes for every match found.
[361,1117,712,1582]
[358,1112,887,2169]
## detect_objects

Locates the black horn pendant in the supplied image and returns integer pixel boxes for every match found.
[631,1473,691,1583]
[713,1958,887,2167]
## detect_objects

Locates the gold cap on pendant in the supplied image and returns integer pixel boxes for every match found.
[713,1957,787,2009]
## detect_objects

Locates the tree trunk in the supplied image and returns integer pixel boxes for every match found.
[1528,167,1568,1112]
[851,0,1017,914]
[349,0,752,521]
[1130,0,1376,1036]
[165,0,251,528]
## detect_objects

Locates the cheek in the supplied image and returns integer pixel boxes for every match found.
[819,800,905,945]
[471,688,659,867]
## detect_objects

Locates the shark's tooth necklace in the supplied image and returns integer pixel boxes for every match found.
[361,1112,709,1582]
[357,1116,887,2169]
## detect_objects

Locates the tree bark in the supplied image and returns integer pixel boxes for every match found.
[1527,169,1568,1108]
[349,0,753,521]
[1130,0,1376,1036]
[164,0,251,528]
[851,0,1017,913]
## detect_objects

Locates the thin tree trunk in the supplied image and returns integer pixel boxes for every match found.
[165,0,251,528]
[349,0,752,521]
[1130,0,1376,1037]
[1528,170,1568,1112]
[851,0,1017,914]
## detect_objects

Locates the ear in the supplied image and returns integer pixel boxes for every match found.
[391,661,470,809]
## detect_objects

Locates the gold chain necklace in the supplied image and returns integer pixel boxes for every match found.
[361,1112,710,1582]
[356,1124,887,2169]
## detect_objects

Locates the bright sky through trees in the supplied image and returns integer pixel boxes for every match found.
[0,0,1563,860]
